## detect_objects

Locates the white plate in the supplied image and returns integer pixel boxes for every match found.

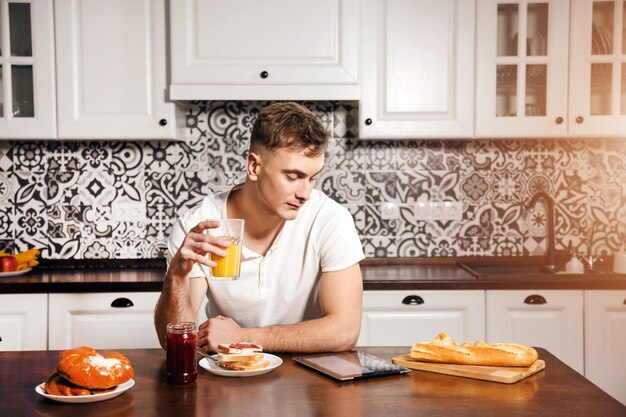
[199,353,282,377]
[0,268,32,278]
[35,379,134,403]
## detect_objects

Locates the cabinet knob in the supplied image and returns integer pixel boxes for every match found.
[524,294,547,305]
[555,116,563,125]
[402,295,424,305]
[260,71,269,79]
[111,297,134,308]
[365,118,373,126]
[623,298,626,305]
[159,119,167,126]
[575,116,584,124]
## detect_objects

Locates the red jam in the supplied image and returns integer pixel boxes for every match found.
[166,322,197,384]
[229,343,260,350]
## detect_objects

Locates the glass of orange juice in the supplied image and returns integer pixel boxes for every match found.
[207,219,244,280]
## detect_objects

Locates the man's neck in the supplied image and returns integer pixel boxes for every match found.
[226,183,285,255]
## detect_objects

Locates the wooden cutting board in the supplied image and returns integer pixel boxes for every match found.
[392,355,545,384]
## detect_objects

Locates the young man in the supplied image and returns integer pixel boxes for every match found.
[154,102,365,353]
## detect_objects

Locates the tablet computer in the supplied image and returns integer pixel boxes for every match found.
[292,351,411,381]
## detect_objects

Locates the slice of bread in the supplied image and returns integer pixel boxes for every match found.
[217,352,264,363]
[219,360,271,371]
[217,342,263,354]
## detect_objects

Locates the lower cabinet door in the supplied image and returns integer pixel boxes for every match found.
[486,290,584,374]
[358,290,485,347]
[0,294,48,351]
[584,290,626,405]
[49,292,161,349]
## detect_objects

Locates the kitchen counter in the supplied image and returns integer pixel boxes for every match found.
[2,259,626,293]
[5,347,624,417]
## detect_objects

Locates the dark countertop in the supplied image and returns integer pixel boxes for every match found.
[4,347,625,417]
[1,258,626,293]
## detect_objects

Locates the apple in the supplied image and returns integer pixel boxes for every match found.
[1,256,18,272]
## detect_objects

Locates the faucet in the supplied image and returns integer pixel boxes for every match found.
[527,192,557,273]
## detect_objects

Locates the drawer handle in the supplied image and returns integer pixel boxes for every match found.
[402,295,424,305]
[524,295,546,305]
[111,297,134,308]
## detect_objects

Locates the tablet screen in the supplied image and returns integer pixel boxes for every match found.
[292,351,411,381]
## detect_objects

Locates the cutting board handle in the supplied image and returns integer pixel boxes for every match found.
[402,295,424,305]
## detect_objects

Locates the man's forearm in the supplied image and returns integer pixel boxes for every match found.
[242,313,360,353]
[154,273,196,349]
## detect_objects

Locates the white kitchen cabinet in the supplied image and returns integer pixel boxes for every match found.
[48,292,161,350]
[486,290,584,374]
[0,294,47,351]
[169,0,359,100]
[54,0,176,139]
[476,0,569,137]
[359,0,475,139]
[358,290,485,347]
[569,1,626,137]
[0,0,56,139]
[584,290,626,405]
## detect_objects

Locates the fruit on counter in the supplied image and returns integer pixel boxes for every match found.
[1,255,18,272]
[0,248,40,271]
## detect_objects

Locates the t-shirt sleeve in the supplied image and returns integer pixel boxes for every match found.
[317,204,365,273]
[167,216,207,279]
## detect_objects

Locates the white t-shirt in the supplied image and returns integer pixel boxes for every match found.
[166,186,365,328]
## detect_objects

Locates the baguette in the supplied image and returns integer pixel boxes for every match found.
[410,332,538,367]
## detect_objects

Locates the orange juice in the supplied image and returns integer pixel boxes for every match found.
[210,242,242,278]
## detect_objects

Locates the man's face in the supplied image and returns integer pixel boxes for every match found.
[252,147,325,221]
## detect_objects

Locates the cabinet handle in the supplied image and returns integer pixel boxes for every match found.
[365,118,372,126]
[524,294,546,305]
[402,295,424,305]
[111,297,134,308]
[260,71,269,79]
[575,116,584,124]
[159,119,167,126]
[555,116,563,125]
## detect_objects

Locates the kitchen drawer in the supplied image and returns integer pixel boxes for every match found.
[49,292,161,350]
[358,290,485,347]
[0,294,47,351]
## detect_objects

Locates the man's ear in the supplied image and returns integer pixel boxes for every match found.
[247,151,262,181]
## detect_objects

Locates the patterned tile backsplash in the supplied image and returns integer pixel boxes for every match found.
[1,101,625,259]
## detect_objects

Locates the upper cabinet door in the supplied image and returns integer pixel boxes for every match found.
[0,0,56,139]
[569,1,626,137]
[55,0,175,140]
[476,0,569,138]
[359,0,475,139]
[169,0,359,100]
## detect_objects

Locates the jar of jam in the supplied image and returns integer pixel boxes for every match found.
[166,322,198,384]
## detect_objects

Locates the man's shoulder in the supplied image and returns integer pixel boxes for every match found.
[300,190,352,224]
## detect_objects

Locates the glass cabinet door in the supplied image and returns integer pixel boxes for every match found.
[0,0,55,139]
[476,0,569,138]
[570,0,626,136]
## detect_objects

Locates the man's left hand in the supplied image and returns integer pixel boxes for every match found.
[197,315,245,353]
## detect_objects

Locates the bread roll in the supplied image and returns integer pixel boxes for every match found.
[410,332,538,367]
[56,346,134,390]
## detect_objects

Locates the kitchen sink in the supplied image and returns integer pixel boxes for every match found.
[458,261,557,278]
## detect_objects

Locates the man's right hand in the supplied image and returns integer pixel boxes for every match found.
[166,220,232,280]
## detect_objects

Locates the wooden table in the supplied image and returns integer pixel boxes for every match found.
[3,347,624,417]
